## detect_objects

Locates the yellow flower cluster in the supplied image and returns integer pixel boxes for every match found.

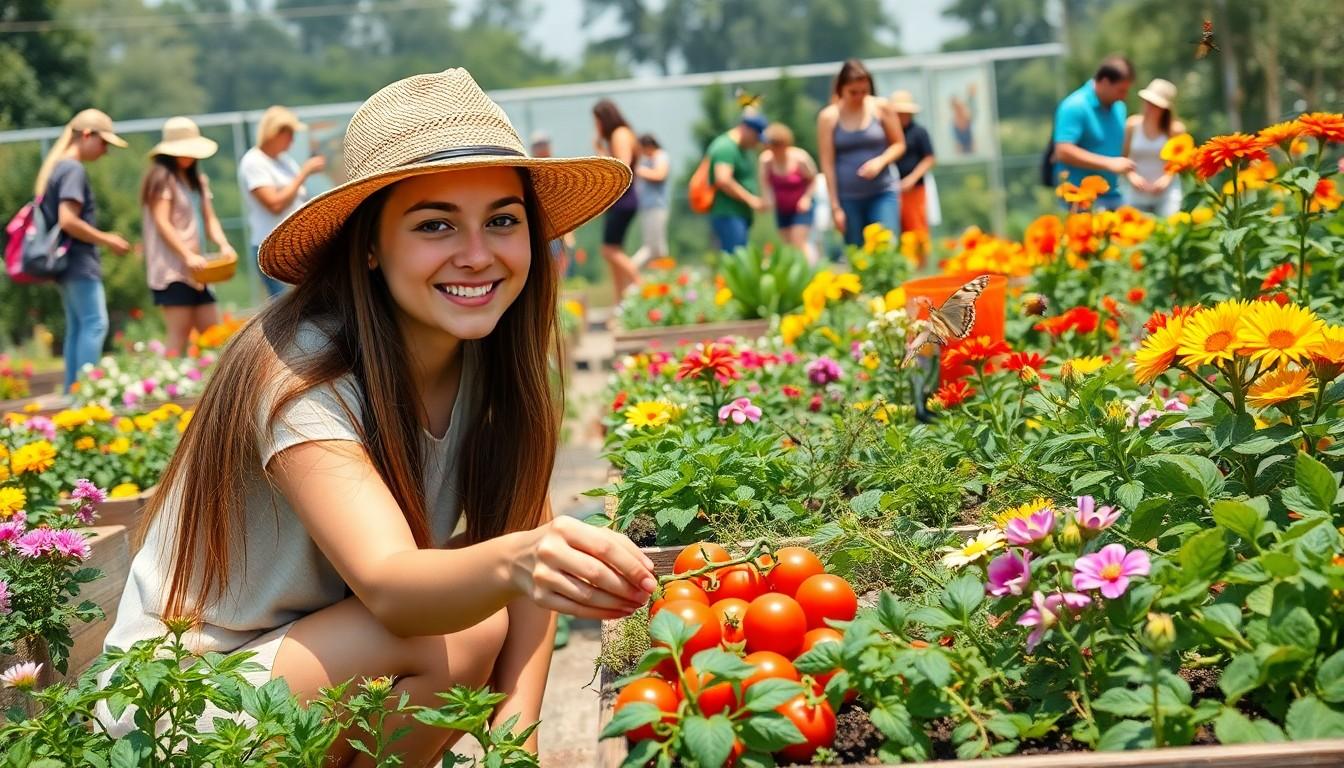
[781,270,862,346]
[993,497,1052,528]
[10,440,56,475]
[51,404,114,430]
[0,487,25,519]
[109,483,141,499]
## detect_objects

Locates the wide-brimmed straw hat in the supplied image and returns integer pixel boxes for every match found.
[69,109,128,148]
[260,69,632,285]
[1138,79,1177,111]
[888,90,921,114]
[149,117,219,160]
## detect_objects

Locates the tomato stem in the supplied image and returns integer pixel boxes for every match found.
[657,538,778,586]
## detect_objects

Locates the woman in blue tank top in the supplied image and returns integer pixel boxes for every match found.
[817,59,907,248]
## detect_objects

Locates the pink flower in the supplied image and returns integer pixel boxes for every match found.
[0,520,24,544]
[25,416,56,440]
[165,383,180,398]
[718,397,763,425]
[0,661,43,690]
[780,350,799,365]
[808,394,823,412]
[122,391,140,407]
[142,378,157,394]
[747,382,762,394]
[806,357,844,386]
[75,506,97,525]
[0,580,9,614]
[850,341,864,362]
[50,530,90,560]
[986,550,1031,597]
[1163,397,1188,413]
[1004,508,1056,545]
[89,368,105,380]
[1074,495,1121,533]
[1073,544,1151,599]
[147,339,166,355]
[14,528,55,558]
[71,479,107,506]
[1017,591,1093,651]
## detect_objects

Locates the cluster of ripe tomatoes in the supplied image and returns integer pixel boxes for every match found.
[614,543,859,764]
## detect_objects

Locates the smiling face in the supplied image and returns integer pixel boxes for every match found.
[374,166,533,349]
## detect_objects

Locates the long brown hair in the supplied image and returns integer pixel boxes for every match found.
[592,99,630,140]
[145,168,561,620]
[833,58,875,97]
[139,155,202,206]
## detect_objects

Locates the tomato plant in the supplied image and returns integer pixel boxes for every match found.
[704,564,767,603]
[683,666,737,716]
[775,695,836,763]
[743,592,808,657]
[650,579,708,617]
[799,628,843,693]
[765,546,825,597]
[654,599,722,665]
[673,541,731,587]
[711,597,749,646]
[795,573,858,630]
[614,677,678,743]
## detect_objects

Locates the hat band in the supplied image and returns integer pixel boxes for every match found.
[406,145,525,166]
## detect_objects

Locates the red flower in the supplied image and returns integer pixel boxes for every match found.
[1126,287,1146,304]
[808,394,823,412]
[781,385,803,398]
[1101,296,1121,317]
[676,343,741,384]
[1003,351,1046,373]
[1034,306,1099,337]
[611,391,628,413]
[1261,263,1294,291]
[1143,304,1201,334]
[129,307,145,320]
[944,335,1011,367]
[931,380,976,409]
[648,309,664,324]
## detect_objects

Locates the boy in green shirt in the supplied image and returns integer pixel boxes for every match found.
[706,113,767,253]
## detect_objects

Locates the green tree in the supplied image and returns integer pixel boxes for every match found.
[0,0,95,129]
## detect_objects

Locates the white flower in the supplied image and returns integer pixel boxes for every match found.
[939,529,1006,569]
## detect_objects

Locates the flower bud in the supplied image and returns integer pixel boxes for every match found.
[1018,366,1040,386]
[1104,401,1130,430]
[1059,521,1083,549]
[1144,612,1176,651]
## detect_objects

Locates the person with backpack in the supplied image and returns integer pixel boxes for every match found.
[31,109,132,392]
[703,111,768,254]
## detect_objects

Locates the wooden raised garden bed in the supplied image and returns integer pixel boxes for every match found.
[612,319,771,358]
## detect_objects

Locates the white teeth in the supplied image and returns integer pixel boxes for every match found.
[441,283,493,298]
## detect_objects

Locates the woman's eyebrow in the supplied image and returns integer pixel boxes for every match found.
[403,196,525,215]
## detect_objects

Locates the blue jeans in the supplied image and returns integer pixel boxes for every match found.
[710,215,751,254]
[252,245,287,298]
[59,277,108,392]
[839,189,901,246]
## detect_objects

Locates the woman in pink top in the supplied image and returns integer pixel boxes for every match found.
[758,123,820,264]
[140,117,235,355]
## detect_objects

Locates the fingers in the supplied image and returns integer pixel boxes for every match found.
[556,518,657,595]
[534,591,634,622]
[534,564,644,615]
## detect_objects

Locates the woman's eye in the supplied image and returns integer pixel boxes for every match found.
[415,220,452,234]
[488,214,521,228]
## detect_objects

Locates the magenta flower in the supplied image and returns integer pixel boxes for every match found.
[1016,591,1093,651]
[71,479,107,506]
[89,368,105,380]
[1074,495,1121,534]
[1073,544,1151,599]
[0,520,24,545]
[1136,408,1161,428]
[780,350,799,365]
[13,528,55,558]
[1004,508,1056,546]
[142,378,158,394]
[25,416,56,440]
[147,339,166,355]
[122,391,140,407]
[165,383,180,398]
[51,530,90,560]
[718,397,763,425]
[806,356,844,386]
[985,550,1031,597]
[0,580,9,614]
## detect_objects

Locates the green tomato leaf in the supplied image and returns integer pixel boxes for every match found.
[1319,650,1344,703]
[1269,606,1320,652]
[939,574,984,622]
[793,642,842,675]
[876,591,908,633]
[1295,451,1339,516]
[868,702,918,743]
[1092,687,1153,718]
[1178,528,1227,585]
[648,609,696,653]
[600,702,663,740]
[621,738,661,768]
[682,714,736,768]
[912,649,953,688]
[1211,499,1266,543]
[1143,454,1225,501]
[738,710,805,753]
[1219,653,1264,702]
[1213,707,1286,744]
[1097,719,1153,751]
[690,648,755,684]
[743,678,805,712]
[1115,481,1145,513]
[1286,696,1344,740]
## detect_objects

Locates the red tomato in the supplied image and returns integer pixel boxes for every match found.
[799,628,843,693]
[682,666,737,717]
[704,564,767,603]
[650,580,709,617]
[795,574,858,630]
[775,695,837,762]
[766,547,825,597]
[673,542,732,587]
[743,593,808,657]
[655,600,723,665]
[614,677,678,743]
[743,651,799,689]
[712,598,750,646]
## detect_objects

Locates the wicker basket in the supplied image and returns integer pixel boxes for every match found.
[192,251,238,284]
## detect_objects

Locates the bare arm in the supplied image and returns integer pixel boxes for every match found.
[270,441,655,638]
[1122,116,1137,159]
[874,100,907,166]
[757,151,775,209]
[713,160,760,208]
[907,154,936,186]
[250,156,323,215]
[198,177,233,254]
[611,128,637,168]
[58,200,128,254]
[816,107,839,212]
[149,196,206,269]
[1055,142,1133,175]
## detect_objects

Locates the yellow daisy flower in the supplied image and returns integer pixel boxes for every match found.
[74,436,96,451]
[1064,356,1109,376]
[10,440,56,475]
[714,287,733,307]
[109,483,140,499]
[624,400,675,429]
[1247,367,1317,411]
[1237,301,1326,370]
[940,529,1006,569]
[1133,315,1187,384]
[178,411,194,433]
[993,498,1052,529]
[103,437,131,455]
[1178,300,1246,368]
[0,487,25,519]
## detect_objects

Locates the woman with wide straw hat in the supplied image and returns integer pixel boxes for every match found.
[99,69,654,762]
[1123,78,1188,216]
[32,108,133,392]
[139,116,236,355]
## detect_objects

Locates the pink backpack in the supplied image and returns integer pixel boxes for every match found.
[5,196,66,283]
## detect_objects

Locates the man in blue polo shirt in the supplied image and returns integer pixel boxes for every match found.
[1053,55,1136,210]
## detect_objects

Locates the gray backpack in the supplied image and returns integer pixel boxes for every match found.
[4,194,68,283]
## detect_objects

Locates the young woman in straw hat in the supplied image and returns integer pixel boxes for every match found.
[100,69,652,764]
[32,108,133,392]
[1123,78,1187,216]
[140,116,236,355]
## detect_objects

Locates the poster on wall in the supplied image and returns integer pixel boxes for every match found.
[930,64,994,162]
[299,117,350,196]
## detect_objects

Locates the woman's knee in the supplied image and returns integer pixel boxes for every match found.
[409,608,509,691]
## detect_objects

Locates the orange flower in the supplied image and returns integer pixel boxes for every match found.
[1127,287,1147,304]
[1065,213,1098,255]
[1024,215,1063,257]
[1258,120,1305,148]
[943,336,1011,370]
[1160,133,1197,174]
[1101,296,1122,317]
[931,380,976,409]
[1261,263,1295,291]
[1295,112,1344,143]
[1194,133,1270,180]
[1056,175,1111,206]
[1313,179,1343,212]
[1035,306,1100,337]
[648,257,677,271]
[676,343,741,384]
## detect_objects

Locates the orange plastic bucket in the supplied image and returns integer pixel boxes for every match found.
[902,274,1008,383]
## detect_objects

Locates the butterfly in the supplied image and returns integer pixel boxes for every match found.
[1190,19,1220,59]
[900,275,991,368]
[734,88,764,110]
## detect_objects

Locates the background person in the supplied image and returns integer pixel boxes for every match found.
[818,58,906,247]
[1123,78,1187,216]
[706,112,768,254]
[33,108,132,392]
[239,105,326,298]
[758,122,819,264]
[890,90,936,252]
[592,98,641,301]
[1052,55,1136,210]
[631,133,670,267]
[530,131,577,277]
[140,117,234,356]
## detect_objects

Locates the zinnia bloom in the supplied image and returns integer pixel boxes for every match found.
[1246,367,1317,410]
[624,401,675,429]
[1312,179,1343,212]
[1074,495,1122,534]
[780,314,808,346]
[718,397,762,425]
[1194,133,1270,180]
[1261,263,1295,291]
[1004,508,1056,546]
[0,661,43,690]
[986,550,1032,597]
[1127,287,1146,304]
[1072,544,1151,599]
[676,343,741,384]
[1258,120,1305,148]
[1063,356,1109,376]
[930,380,976,409]
[1056,175,1111,206]
[1177,300,1247,367]
[940,529,1005,569]
[1236,301,1326,369]
[1160,133,1197,173]
[944,336,1010,370]
[1003,352,1047,381]
[1017,591,1092,652]
[1034,306,1099,337]
[806,357,844,386]
[1295,112,1344,143]
[14,528,56,558]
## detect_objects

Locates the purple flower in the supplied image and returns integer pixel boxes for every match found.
[0,580,9,614]
[75,506,97,525]
[850,341,864,362]
[25,416,56,440]
[718,397,763,425]
[1074,495,1122,534]
[1163,398,1188,413]
[1016,591,1092,651]
[1073,544,1151,599]
[13,528,56,558]
[985,550,1031,597]
[1004,508,1056,546]
[806,356,844,386]
[71,479,107,506]
[50,530,90,560]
